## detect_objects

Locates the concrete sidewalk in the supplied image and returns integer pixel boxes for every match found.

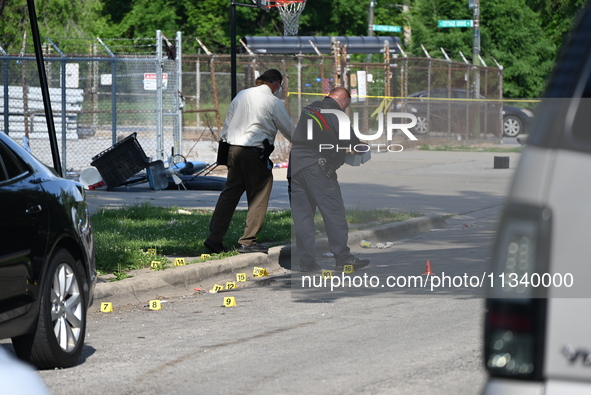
[89,150,519,304]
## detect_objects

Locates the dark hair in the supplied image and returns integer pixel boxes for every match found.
[256,69,283,85]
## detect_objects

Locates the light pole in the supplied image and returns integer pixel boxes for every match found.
[231,0,264,99]
[471,0,480,67]
[366,1,375,63]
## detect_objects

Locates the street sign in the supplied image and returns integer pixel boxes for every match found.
[373,24,401,33]
[438,20,473,28]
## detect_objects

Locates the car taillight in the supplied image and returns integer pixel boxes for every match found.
[484,203,551,380]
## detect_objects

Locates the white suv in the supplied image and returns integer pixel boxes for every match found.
[482,3,591,394]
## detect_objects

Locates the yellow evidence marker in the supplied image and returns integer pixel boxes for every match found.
[100,302,113,313]
[225,281,237,290]
[147,248,157,255]
[200,254,211,260]
[210,284,224,293]
[236,273,247,282]
[223,297,236,307]
[149,300,162,310]
[322,270,333,278]
[253,267,269,277]
[343,265,354,274]
[174,258,186,266]
[150,261,161,270]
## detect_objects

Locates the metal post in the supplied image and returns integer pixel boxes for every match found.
[196,54,201,127]
[471,0,481,138]
[46,37,68,171]
[230,0,263,99]
[26,0,61,175]
[98,37,117,145]
[297,55,302,116]
[156,30,164,161]
[366,0,375,63]
[176,31,183,158]
[1,46,9,135]
[231,1,237,99]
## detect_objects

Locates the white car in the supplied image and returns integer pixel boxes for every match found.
[482,3,591,394]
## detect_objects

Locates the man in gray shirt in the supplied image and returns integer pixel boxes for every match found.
[204,69,292,254]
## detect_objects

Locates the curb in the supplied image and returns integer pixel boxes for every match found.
[93,215,447,303]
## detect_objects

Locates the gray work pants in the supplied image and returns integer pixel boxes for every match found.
[290,164,352,265]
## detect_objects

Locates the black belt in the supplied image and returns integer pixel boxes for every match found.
[235,145,264,155]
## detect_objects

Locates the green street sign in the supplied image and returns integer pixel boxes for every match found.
[373,24,402,33]
[438,20,473,28]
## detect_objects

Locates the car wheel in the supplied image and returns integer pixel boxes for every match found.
[415,116,429,134]
[503,115,522,137]
[12,249,87,369]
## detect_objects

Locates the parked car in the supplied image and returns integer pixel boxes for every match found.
[0,131,96,369]
[482,3,591,394]
[396,89,534,137]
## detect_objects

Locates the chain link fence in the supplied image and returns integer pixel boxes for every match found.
[1,33,503,178]
[0,32,181,177]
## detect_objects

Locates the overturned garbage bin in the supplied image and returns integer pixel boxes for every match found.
[90,133,149,190]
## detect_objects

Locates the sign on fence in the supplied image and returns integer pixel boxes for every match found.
[143,73,168,90]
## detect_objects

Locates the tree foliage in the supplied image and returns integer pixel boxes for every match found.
[0,0,587,97]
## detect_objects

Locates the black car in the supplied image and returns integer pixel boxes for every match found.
[396,89,534,137]
[0,131,96,369]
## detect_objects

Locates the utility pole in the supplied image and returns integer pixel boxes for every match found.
[366,0,375,63]
[470,0,481,137]
[471,0,480,67]
[367,0,375,36]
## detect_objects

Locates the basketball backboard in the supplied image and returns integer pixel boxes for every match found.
[253,0,270,7]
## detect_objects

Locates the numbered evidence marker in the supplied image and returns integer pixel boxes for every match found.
[100,302,113,313]
[210,284,224,293]
[200,254,211,260]
[343,264,354,274]
[149,300,162,310]
[147,248,157,256]
[150,260,161,270]
[236,273,247,282]
[252,267,269,277]
[174,258,186,266]
[322,270,333,278]
[223,297,236,307]
[225,281,237,290]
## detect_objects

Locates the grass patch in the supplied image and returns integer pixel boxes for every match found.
[418,144,522,153]
[91,202,420,276]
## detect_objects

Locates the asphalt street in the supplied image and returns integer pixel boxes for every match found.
[1,148,519,394]
[87,149,520,304]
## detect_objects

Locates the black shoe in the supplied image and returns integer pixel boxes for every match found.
[237,243,268,254]
[298,262,322,272]
[204,239,227,254]
[335,256,370,271]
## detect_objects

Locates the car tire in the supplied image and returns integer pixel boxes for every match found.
[503,115,522,137]
[415,116,429,134]
[12,249,87,369]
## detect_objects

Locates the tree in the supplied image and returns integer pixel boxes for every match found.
[407,0,555,98]
[0,0,108,53]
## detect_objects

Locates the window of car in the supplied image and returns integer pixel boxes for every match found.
[430,90,449,98]
[0,141,29,182]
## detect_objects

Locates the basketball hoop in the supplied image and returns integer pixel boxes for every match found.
[268,0,307,36]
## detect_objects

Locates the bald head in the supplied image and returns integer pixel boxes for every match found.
[328,87,351,110]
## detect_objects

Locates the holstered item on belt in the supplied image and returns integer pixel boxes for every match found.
[261,139,275,170]
[318,157,339,177]
[217,140,230,166]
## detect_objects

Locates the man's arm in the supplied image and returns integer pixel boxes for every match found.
[273,100,293,141]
